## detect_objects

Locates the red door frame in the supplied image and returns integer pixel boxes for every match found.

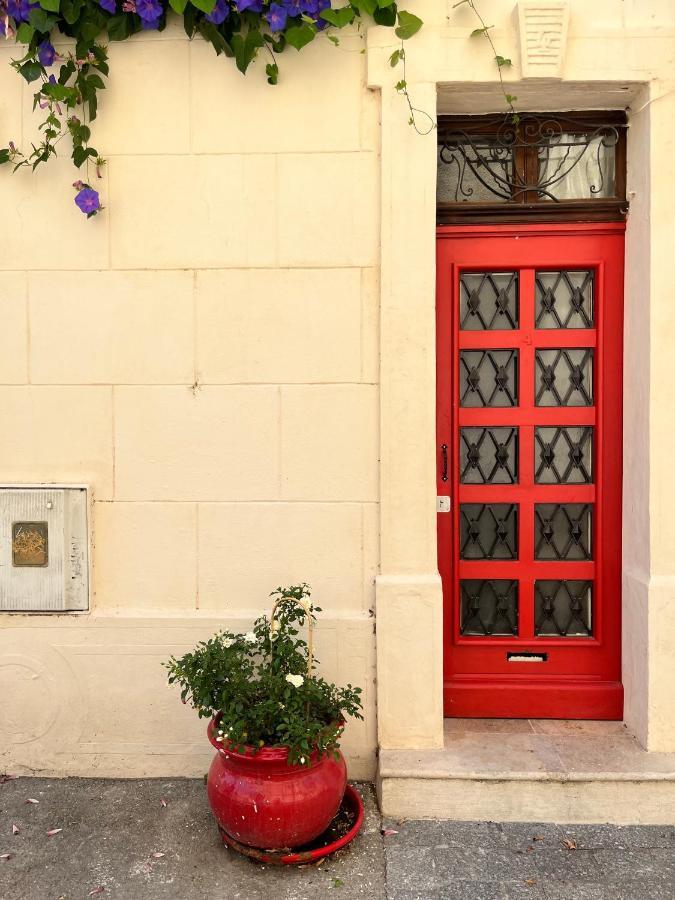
[437,223,624,720]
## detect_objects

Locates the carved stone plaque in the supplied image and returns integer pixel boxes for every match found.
[518,1,570,80]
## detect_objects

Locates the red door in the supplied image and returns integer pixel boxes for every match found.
[437,223,624,719]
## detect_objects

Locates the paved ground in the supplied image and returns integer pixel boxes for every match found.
[1,778,673,900]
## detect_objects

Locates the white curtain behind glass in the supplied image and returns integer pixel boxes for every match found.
[539,134,615,200]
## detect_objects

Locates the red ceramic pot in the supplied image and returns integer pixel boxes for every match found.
[206,717,347,849]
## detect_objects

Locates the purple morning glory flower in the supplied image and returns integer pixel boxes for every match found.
[38,40,56,68]
[74,187,101,217]
[266,2,286,31]
[135,0,162,23]
[205,0,229,25]
[7,0,36,23]
[302,0,328,23]
[280,0,302,15]
[140,15,160,28]
[98,0,116,12]
[237,0,262,12]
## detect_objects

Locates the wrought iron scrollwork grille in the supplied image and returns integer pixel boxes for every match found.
[437,112,627,222]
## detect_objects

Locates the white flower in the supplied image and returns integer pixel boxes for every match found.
[243,632,257,644]
[285,673,304,688]
[300,756,306,764]
[222,638,234,648]
[216,736,223,742]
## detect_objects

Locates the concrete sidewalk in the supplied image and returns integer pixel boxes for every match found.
[1,778,673,900]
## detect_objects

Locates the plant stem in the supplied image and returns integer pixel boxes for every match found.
[462,0,517,116]
[398,41,435,137]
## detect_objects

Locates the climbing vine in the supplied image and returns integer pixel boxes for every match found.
[0,1,423,216]
[0,0,513,217]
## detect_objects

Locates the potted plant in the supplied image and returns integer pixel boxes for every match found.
[165,584,363,850]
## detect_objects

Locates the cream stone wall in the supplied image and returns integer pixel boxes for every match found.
[2,0,675,780]
[0,22,380,778]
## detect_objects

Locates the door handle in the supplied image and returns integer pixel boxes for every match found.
[441,444,448,482]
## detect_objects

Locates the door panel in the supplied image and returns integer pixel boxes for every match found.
[437,224,624,719]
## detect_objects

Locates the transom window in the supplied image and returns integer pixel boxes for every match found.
[437,112,627,224]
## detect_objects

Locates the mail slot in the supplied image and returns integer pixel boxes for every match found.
[507,652,548,663]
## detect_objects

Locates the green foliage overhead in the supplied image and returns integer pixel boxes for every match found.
[0,0,425,216]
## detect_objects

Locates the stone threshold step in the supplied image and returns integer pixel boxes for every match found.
[377,719,675,825]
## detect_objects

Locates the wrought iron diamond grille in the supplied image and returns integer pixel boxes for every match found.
[535,426,593,484]
[460,504,518,560]
[460,579,519,636]
[536,270,594,329]
[534,580,593,637]
[460,272,519,330]
[460,349,519,407]
[535,504,593,561]
[535,348,594,406]
[459,427,519,484]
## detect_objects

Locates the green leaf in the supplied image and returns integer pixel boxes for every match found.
[198,21,232,57]
[18,61,43,83]
[72,145,97,168]
[189,0,217,13]
[326,34,339,46]
[319,7,355,28]
[0,149,10,165]
[495,55,511,67]
[58,60,76,84]
[373,6,395,25]
[352,0,377,15]
[43,82,79,107]
[107,13,134,41]
[395,10,422,40]
[183,3,198,36]
[389,48,400,67]
[39,0,60,11]
[86,73,105,90]
[78,15,104,43]
[265,62,278,85]
[28,8,58,31]
[505,94,518,103]
[169,0,188,12]
[285,23,316,51]
[16,23,35,43]
[377,0,396,7]
[471,26,492,36]
[60,0,84,24]
[231,28,264,74]
[395,79,406,91]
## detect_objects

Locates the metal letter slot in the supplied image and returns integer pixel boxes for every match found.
[507,651,548,663]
